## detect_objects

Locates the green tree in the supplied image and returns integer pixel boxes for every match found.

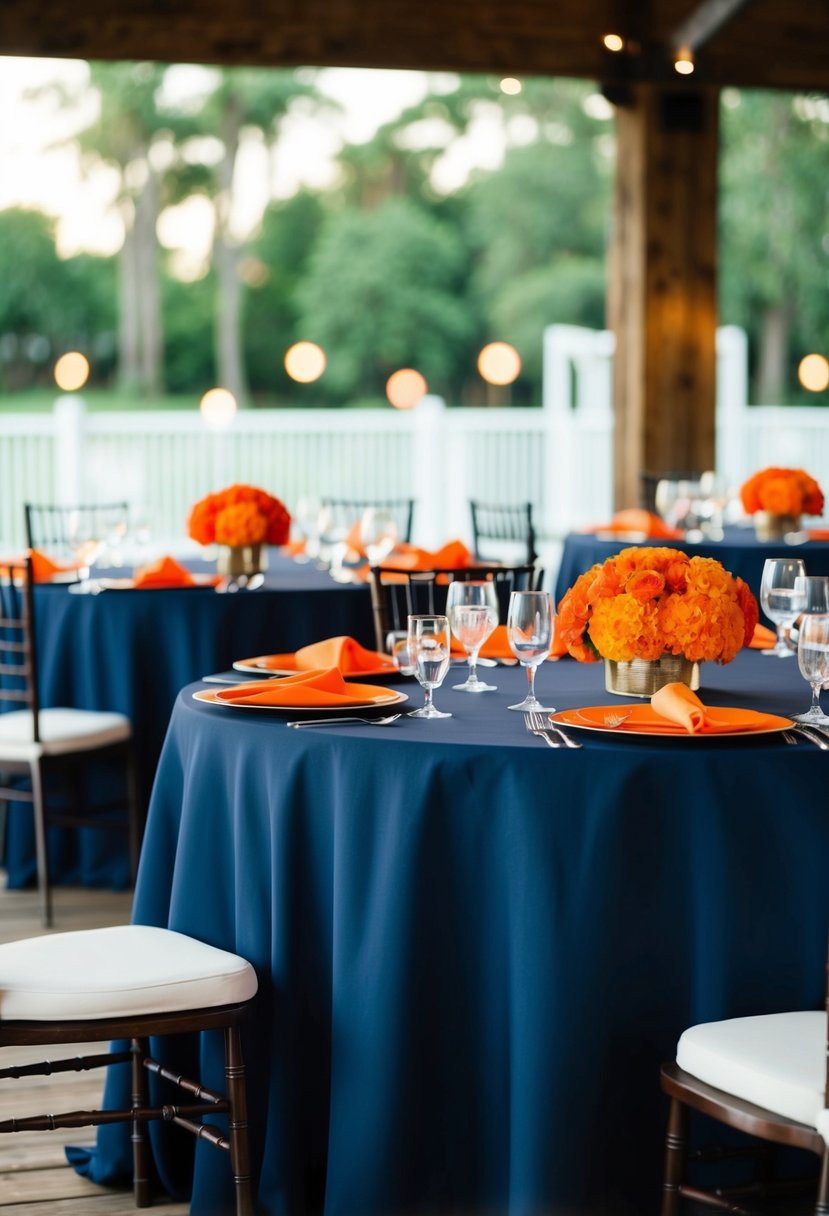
[244,190,327,400]
[184,69,335,406]
[459,80,613,399]
[298,198,472,400]
[0,208,115,389]
[719,88,829,403]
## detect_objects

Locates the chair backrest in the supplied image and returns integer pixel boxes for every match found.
[368,563,542,652]
[24,502,129,559]
[469,501,537,565]
[319,497,415,544]
[0,557,39,737]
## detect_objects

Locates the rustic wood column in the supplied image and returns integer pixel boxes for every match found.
[608,83,720,510]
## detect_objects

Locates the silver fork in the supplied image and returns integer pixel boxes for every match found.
[288,713,402,729]
[787,724,829,750]
[525,711,582,750]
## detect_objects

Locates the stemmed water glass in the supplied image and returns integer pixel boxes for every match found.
[407,615,452,719]
[360,508,398,566]
[66,509,103,582]
[759,557,806,657]
[506,590,555,712]
[794,613,829,724]
[446,580,498,693]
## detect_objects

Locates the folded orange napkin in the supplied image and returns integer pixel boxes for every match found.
[380,539,474,572]
[215,667,390,707]
[133,555,216,589]
[650,683,776,734]
[748,623,777,649]
[30,550,82,583]
[584,509,682,541]
[807,529,829,542]
[251,635,396,675]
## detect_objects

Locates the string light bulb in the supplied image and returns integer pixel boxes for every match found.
[674,47,695,74]
[602,33,624,53]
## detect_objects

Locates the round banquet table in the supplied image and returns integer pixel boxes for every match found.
[553,527,829,608]
[3,551,372,890]
[71,649,829,1215]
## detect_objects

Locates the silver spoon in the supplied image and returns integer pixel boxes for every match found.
[287,713,403,729]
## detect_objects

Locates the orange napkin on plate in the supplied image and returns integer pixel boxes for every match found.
[29,550,82,583]
[650,683,775,735]
[133,555,211,589]
[584,509,682,541]
[215,667,390,707]
[748,623,777,649]
[807,529,829,542]
[380,539,474,572]
[252,635,396,675]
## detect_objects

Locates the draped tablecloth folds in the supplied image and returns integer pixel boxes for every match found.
[70,648,829,1216]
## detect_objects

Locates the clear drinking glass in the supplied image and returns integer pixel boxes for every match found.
[795,613,829,724]
[407,615,452,719]
[66,509,103,581]
[759,557,807,657]
[360,508,398,566]
[506,590,555,712]
[386,630,414,675]
[446,580,498,692]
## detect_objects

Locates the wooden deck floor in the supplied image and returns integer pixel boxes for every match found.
[0,879,188,1214]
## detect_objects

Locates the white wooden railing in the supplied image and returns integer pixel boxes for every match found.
[1,324,827,555]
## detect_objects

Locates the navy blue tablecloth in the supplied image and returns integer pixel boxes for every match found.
[71,649,829,1214]
[554,528,829,609]
[3,552,372,889]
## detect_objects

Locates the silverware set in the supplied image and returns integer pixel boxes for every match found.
[784,724,829,749]
[524,710,582,749]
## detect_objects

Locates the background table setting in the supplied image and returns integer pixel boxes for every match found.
[3,548,374,891]
[71,628,829,1215]
[555,466,829,613]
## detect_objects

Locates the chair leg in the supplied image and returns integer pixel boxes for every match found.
[131,1037,152,1208]
[29,760,51,929]
[224,1022,254,1216]
[815,1145,829,1215]
[125,742,143,884]
[661,1096,687,1216]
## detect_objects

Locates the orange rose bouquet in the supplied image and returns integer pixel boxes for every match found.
[740,468,824,518]
[187,484,291,547]
[557,546,758,665]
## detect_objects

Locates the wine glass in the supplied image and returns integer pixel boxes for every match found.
[446,580,498,693]
[360,508,398,566]
[506,590,555,712]
[407,615,452,719]
[293,495,321,562]
[759,558,807,657]
[65,509,103,582]
[794,613,829,724]
[788,576,829,653]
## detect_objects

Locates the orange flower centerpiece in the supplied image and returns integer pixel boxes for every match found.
[739,467,824,541]
[188,484,291,581]
[557,546,759,696]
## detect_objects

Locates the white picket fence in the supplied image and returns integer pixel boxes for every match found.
[1,323,827,555]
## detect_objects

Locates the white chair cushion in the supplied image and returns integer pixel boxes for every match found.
[677,1011,826,1130]
[0,707,131,761]
[0,925,257,1021]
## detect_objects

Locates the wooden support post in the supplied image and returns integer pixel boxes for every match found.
[608,83,720,509]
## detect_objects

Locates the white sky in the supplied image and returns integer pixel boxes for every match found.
[0,58,508,269]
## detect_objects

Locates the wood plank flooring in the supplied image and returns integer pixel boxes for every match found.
[0,879,188,1214]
